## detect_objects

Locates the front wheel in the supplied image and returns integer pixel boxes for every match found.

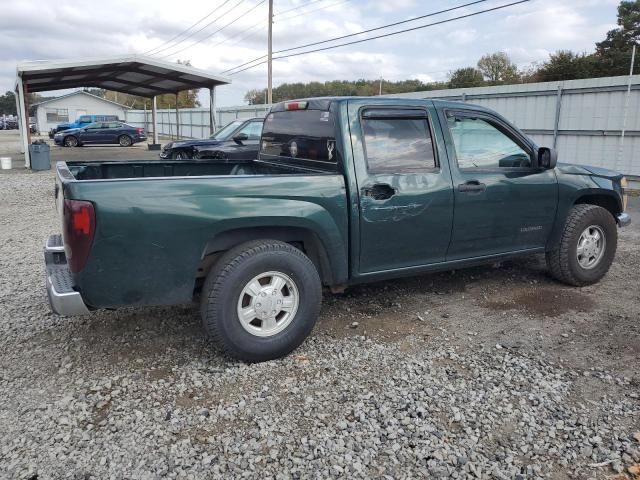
[546,204,618,286]
[64,135,78,147]
[172,150,191,160]
[200,240,322,362]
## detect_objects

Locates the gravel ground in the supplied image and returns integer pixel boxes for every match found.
[1,169,639,480]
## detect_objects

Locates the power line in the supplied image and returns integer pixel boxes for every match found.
[274,0,325,17]
[226,0,530,75]
[222,0,486,74]
[159,0,267,59]
[143,0,234,55]
[151,0,249,57]
[275,0,351,21]
[210,20,266,50]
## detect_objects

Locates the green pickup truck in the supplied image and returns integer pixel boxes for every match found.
[45,97,630,361]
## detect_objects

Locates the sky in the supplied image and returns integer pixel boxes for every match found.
[0,0,623,107]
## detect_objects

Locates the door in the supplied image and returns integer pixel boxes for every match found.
[103,122,123,143]
[440,109,558,259]
[350,101,454,274]
[78,122,104,143]
[225,120,263,160]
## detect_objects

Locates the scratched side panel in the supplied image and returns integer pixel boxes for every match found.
[66,175,348,308]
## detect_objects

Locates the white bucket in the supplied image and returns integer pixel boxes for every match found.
[0,157,11,170]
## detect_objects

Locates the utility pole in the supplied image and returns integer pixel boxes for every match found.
[267,0,273,104]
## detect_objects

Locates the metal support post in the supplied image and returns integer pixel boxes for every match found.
[553,86,563,149]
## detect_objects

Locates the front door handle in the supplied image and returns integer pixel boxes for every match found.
[458,180,486,193]
[362,183,396,200]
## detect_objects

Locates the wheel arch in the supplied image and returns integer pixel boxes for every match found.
[573,190,622,220]
[196,226,337,288]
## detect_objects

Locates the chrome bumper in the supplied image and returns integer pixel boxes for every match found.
[44,234,90,316]
[617,212,631,227]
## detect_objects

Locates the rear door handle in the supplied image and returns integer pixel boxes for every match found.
[458,180,486,193]
[362,183,396,200]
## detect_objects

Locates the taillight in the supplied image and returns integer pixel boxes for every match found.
[136,128,145,134]
[63,199,96,273]
[284,101,308,110]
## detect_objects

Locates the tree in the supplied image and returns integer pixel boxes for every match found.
[595,0,640,76]
[477,52,520,84]
[448,67,485,88]
[0,91,17,116]
[534,51,598,82]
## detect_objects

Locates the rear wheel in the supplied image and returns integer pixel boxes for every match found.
[546,204,617,286]
[200,240,322,362]
[118,135,133,147]
[64,135,78,147]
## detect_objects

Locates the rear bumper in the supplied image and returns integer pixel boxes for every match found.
[617,212,631,227]
[44,234,90,316]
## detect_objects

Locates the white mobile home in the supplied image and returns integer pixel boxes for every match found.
[33,91,129,133]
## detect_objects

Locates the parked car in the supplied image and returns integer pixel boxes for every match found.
[160,118,264,160]
[53,121,146,147]
[2,118,18,129]
[44,97,630,362]
[53,114,120,135]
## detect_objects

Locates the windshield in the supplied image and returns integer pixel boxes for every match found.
[210,120,244,140]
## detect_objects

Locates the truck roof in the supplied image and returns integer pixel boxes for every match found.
[269,96,493,113]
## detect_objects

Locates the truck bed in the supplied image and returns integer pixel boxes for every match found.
[64,158,334,180]
[55,159,349,309]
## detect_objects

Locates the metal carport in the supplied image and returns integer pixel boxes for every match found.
[15,55,230,168]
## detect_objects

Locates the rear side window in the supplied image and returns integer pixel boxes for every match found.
[261,110,337,163]
[361,114,436,173]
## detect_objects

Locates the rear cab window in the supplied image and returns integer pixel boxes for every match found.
[260,101,339,171]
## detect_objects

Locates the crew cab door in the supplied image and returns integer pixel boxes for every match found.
[440,108,558,259]
[349,100,454,274]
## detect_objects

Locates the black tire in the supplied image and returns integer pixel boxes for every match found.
[200,240,322,362]
[64,135,78,147]
[172,150,191,160]
[546,204,617,286]
[118,135,133,147]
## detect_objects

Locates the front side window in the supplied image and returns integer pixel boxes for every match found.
[237,121,263,140]
[447,115,531,169]
[79,116,91,123]
[85,122,102,129]
[362,115,436,173]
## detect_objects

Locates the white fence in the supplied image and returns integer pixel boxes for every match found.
[124,105,270,140]
[125,75,640,177]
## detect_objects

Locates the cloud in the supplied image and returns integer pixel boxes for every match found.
[0,0,624,108]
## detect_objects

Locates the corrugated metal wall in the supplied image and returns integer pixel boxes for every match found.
[124,105,270,140]
[386,75,640,177]
[125,75,640,176]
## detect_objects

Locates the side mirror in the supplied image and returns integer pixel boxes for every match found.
[538,147,557,169]
[233,132,249,144]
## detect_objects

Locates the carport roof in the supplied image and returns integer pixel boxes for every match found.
[16,55,231,97]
